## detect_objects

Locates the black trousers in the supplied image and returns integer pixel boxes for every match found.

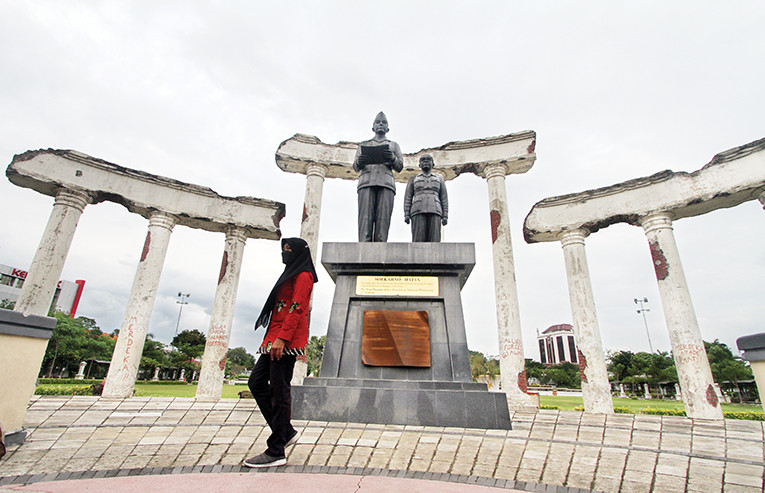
[358,186,394,242]
[248,353,296,457]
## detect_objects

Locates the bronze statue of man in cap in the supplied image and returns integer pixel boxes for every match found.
[404,154,448,242]
[353,111,404,242]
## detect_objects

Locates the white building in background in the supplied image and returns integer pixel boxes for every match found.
[537,323,579,366]
[0,263,85,316]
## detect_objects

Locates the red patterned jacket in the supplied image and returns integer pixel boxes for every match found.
[258,271,314,355]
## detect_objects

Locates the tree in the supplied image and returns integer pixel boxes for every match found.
[305,336,326,377]
[705,339,753,401]
[226,347,255,377]
[140,334,168,374]
[41,312,115,377]
[171,329,207,359]
[469,350,500,382]
[607,350,635,382]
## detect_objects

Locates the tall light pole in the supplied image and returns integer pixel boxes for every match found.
[634,297,654,353]
[175,292,190,337]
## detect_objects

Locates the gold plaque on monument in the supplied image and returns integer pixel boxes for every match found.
[361,310,431,367]
[356,276,438,296]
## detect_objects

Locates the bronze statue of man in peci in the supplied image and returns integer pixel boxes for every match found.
[353,111,404,242]
[404,154,448,242]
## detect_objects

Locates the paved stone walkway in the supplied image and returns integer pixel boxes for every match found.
[0,396,763,492]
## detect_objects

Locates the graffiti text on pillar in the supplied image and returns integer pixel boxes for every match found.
[501,337,522,359]
[120,317,137,380]
[207,324,228,348]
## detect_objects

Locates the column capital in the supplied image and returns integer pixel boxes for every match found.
[639,211,674,234]
[305,163,328,179]
[226,225,248,243]
[148,211,177,231]
[559,228,589,247]
[54,188,91,212]
[482,163,509,180]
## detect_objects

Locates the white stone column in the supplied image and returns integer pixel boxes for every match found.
[560,229,614,414]
[178,369,185,382]
[619,384,627,398]
[674,383,682,400]
[102,212,176,399]
[482,164,536,409]
[300,163,327,261]
[639,212,723,419]
[152,367,160,381]
[292,163,327,386]
[196,227,248,400]
[15,189,91,316]
[75,361,87,380]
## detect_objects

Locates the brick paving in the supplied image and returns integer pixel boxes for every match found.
[0,396,763,492]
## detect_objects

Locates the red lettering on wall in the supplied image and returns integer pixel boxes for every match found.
[11,269,28,279]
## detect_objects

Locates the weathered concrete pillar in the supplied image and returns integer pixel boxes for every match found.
[196,227,247,400]
[300,163,327,261]
[75,361,87,380]
[102,212,176,399]
[559,229,614,414]
[482,163,536,409]
[639,212,722,419]
[292,164,327,386]
[15,189,91,316]
[151,367,160,381]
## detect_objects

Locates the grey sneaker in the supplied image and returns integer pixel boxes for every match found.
[243,452,286,468]
[286,430,300,448]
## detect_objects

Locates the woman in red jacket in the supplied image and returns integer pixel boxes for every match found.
[244,237,317,468]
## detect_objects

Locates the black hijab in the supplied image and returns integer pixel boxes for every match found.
[255,237,318,330]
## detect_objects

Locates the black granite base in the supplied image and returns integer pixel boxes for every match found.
[292,377,511,430]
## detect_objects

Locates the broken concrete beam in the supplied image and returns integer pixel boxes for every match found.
[7,149,285,239]
[275,131,537,182]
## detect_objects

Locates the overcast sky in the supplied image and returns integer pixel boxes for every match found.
[1,2,763,361]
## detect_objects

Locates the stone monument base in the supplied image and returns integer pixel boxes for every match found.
[293,378,511,429]
[291,242,512,430]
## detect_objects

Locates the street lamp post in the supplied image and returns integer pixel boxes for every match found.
[175,292,190,337]
[634,297,654,353]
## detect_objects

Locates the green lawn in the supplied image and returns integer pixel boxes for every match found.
[133,383,248,398]
[540,394,762,413]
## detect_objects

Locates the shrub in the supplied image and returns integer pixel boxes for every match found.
[37,378,101,385]
[540,405,560,410]
[640,408,686,416]
[35,385,92,396]
[572,406,584,411]
[136,380,189,385]
[723,411,765,421]
[613,407,632,414]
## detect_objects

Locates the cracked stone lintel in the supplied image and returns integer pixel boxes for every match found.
[275,130,537,182]
[523,136,765,243]
[6,149,285,239]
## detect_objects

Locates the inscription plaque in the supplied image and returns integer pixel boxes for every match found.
[356,276,438,296]
[361,309,431,367]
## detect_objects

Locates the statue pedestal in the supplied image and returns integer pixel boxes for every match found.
[292,242,511,429]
